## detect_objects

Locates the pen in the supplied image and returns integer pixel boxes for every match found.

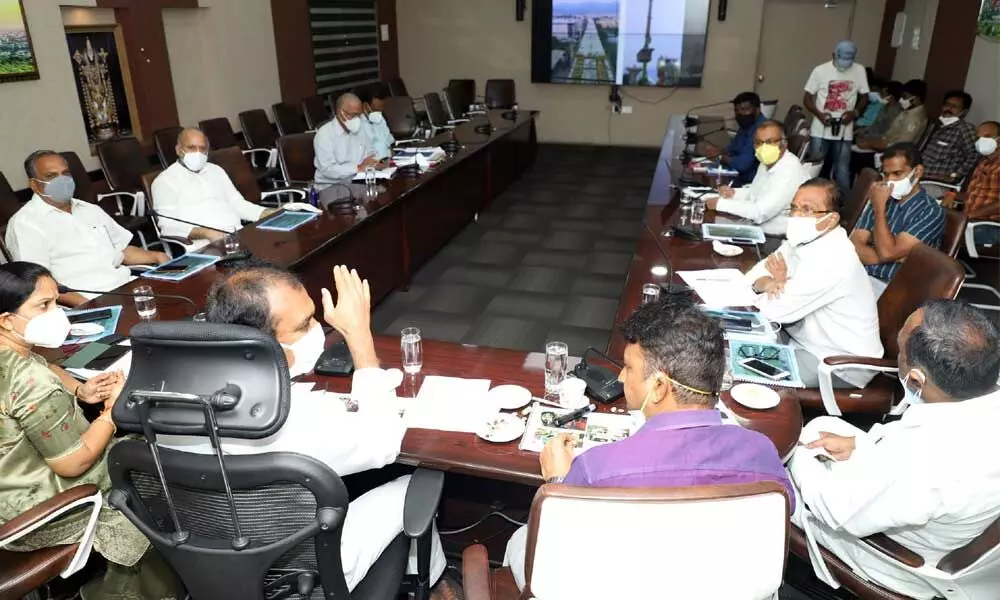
[550,403,597,428]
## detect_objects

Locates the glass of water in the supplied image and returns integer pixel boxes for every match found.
[223,232,240,255]
[401,327,423,374]
[641,283,661,304]
[544,341,569,394]
[691,198,706,225]
[678,203,693,227]
[133,285,156,319]
[365,166,376,186]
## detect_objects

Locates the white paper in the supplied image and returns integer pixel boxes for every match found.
[404,376,493,432]
[677,269,757,308]
[351,166,397,181]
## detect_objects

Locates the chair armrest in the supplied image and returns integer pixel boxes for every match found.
[462,544,495,600]
[817,356,898,416]
[861,533,925,568]
[260,188,307,202]
[921,179,962,193]
[97,190,145,217]
[402,468,444,538]
[966,221,1000,258]
[161,235,193,246]
[937,517,1000,574]
[0,484,99,542]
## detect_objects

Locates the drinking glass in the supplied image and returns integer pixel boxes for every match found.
[223,232,240,255]
[192,312,207,323]
[544,341,569,394]
[365,166,376,187]
[134,285,157,319]
[401,327,423,374]
[641,283,661,305]
[678,203,693,227]
[691,198,706,225]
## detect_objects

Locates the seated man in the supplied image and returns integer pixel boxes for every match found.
[503,297,794,591]
[704,91,767,186]
[359,83,394,160]
[706,120,809,233]
[961,121,1000,245]
[745,178,882,388]
[156,263,447,591]
[851,79,904,177]
[314,92,380,187]
[922,90,979,191]
[5,150,169,307]
[854,78,928,153]
[851,143,944,296]
[152,128,289,250]
[789,300,1000,600]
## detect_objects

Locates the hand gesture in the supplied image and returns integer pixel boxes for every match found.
[718,185,735,199]
[77,371,118,404]
[540,433,576,481]
[805,432,856,461]
[841,110,857,125]
[102,371,127,413]
[765,253,788,283]
[870,182,892,212]
[321,265,371,340]
[358,156,380,171]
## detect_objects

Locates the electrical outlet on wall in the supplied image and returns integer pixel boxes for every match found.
[621,106,633,114]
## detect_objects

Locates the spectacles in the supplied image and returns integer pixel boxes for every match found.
[788,206,834,217]
[738,345,780,360]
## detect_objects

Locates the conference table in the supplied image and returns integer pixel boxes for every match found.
[57,111,801,487]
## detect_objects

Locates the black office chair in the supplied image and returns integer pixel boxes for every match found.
[445,79,479,120]
[199,117,280,185]
[382,96,423,144]
[272,102,309,137]
[240,109,279,150]
[153,126,184,168]
[423,92,468,137]
[108,321,444,600]
[484,79,516,110]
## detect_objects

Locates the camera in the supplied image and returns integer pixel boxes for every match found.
[827,116,843,137]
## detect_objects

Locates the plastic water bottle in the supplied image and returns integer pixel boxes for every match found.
[308,184,319,208]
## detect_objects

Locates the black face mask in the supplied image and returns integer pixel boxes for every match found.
[735,114,757,129]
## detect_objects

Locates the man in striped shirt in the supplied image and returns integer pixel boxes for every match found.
[851,143,944,296]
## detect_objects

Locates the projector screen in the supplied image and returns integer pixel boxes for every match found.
[531,0,711,87]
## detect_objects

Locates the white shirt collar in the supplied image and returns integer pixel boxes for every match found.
[28,193,85,215]
[901,388,1000,426]
[765,150,799,175]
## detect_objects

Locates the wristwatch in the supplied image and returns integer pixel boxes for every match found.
[545,476,565,484]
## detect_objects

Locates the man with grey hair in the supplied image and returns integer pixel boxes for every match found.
[314,92,381,186]
[789,300,1000,598]
[6,150,169,306]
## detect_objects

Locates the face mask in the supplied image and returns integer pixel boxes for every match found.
[735,114,757,129]
[939,115,960,127]
[785,214,832,246]
[342,116,362,134]
[975,137,998,156]
[833,58,853,71]
[887,170,916,200]
[281,322,325,378]
[12,309,71,349]
[181,151,209,172]
[898,371,925,408]
[37,175,75,204]
[899,97,913,111]
[368,111,385,125]
[868,92,883,104]
[754,143,782,167]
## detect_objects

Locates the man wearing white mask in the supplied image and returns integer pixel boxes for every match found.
[706,120,809,235]
[803,40,869,193]
[314,93,380,187]
[5,151,169,307]
[789,300,1000,600]
[360,84,394,160]
[961,121,1000,246]
[851,142,944,296]
[152,129,318,251]
[155,262,449,594]
[744,178,882,388]
[921,90,978,193]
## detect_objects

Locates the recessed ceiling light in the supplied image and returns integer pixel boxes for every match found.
[650,265,669,276]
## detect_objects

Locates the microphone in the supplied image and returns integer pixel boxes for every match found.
[282,181,356,206]
[151,211,252,265]
[684,99,734,127]
[58,285,200,312]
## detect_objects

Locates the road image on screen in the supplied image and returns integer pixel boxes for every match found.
[548,0,708,87]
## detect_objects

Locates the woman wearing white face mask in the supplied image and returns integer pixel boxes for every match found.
[0,262,182,599]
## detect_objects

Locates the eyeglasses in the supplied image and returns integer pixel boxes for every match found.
[738,345,780,360]
[788,206,834,217]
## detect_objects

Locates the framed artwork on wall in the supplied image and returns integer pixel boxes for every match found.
[980,0,1000,41]
[0,0,40,83]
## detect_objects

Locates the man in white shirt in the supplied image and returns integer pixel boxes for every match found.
[157,263,447,593]
[745,178,882,388]
[804,40,869,193]
[707,120,809,234]
[152,128,274,250]
[6,150,169,307]
[790,300,1000,599]
[314,93,381,187]
[360,84,395,160]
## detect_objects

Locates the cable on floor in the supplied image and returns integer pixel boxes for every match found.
[439,511,527,535]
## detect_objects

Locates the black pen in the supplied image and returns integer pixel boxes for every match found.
[551,403,597,428]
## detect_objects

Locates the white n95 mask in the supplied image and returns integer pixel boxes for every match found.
[887,170,916,200]
[15,308,71,348]
[976,137,998,156]
[181,152,209,172]
[282,322,326,378]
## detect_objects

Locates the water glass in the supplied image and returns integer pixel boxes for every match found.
[544,341,569,394]
[365,166,376,187]
[641,283,661,305]
[691,198,706,225]
[133,285,157,319]
[223,232,240,255]
[192,312,207,323]
[401,327,423,374]
[678,203,693,227]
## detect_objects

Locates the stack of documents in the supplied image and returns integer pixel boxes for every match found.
[404,376,494,433]
[351,166,398,181]
[677,269,758,308]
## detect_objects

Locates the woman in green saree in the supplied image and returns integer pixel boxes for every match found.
[0,262,181,599]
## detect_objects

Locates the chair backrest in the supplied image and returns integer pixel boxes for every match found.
[276,132,317,185]
[916,120,938,151]
[760,99,779,119]
[301,96,329,130]
[523,483,789,600]
[96,137,149,192]
[387,76,408,97]
[940,207,968,259]
[271,102,308,137]
[198,117,239,150]
[139,169,161,214]
[787,134,810,162]
[152,126,183,169]
[484,78,516,109]
[784,108,808,138]
[878,244,965,356]
[60,150,100,205]
[383,96,418,139]
[209,146,263,204]
[446,79,476,116]
[842,167,879,233]
[422,92,449,128]
[0,172,21,261]
[239,109,278,150]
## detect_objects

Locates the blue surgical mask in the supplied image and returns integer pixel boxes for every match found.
[36,175,75,204]
[868,91,884,104]
[899,371,925,408]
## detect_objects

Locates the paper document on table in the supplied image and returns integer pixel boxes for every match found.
[351,167,397,181]
[677,269,757,308]
[519,402,642,454]
[405,376,493,432]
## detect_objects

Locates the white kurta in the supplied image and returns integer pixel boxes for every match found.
[788,391,1000,599]
[715,150,809,230]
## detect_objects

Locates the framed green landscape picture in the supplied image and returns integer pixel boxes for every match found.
[0,0,39,83]
[980,0,1000,41]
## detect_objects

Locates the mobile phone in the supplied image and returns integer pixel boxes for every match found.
[155,258,197,274]
[68,309,113,324]
[721,316,754,332]
[729,237,758,245]
[738,358,790,380]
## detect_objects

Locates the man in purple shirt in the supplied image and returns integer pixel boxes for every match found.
[503,298,794,590]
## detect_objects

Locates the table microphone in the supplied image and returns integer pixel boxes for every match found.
[683,99,734,127]
[151,211,252,265]
[57,285,199,312]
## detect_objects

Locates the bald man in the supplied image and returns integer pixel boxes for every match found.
[314,93,380,187]
[706,120,809,234]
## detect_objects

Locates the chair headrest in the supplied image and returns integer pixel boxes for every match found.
[113,321,291,440]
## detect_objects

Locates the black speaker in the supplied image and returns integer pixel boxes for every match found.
[516,0,526,21]
[718,0,728,21]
